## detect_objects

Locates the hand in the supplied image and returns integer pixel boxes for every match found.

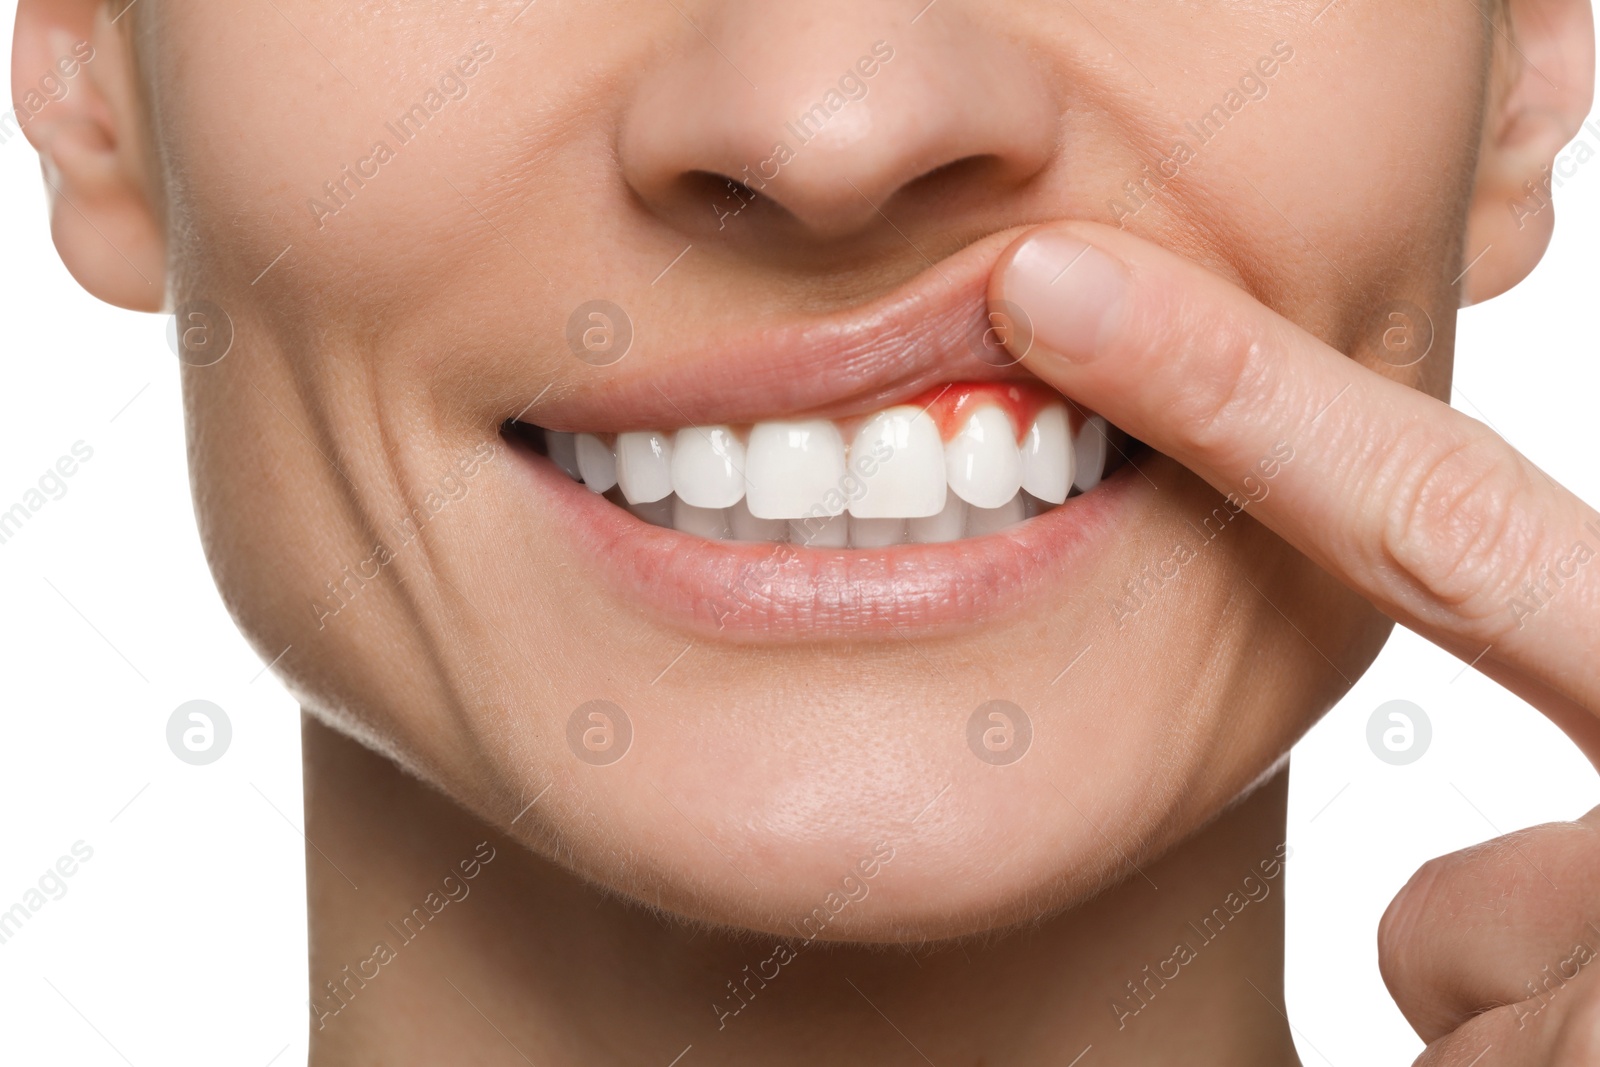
[1380,808,1600,1063]
[989,221,1600,1062]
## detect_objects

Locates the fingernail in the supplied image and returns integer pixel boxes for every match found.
[1003,233,1128,363]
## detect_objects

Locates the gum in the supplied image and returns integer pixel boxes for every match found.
[907,381,1069,444]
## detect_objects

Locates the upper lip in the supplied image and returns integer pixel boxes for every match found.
[517,226,1042,433]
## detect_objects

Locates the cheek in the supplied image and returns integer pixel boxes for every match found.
[154,1,633,317]
[1204,24,1482,289]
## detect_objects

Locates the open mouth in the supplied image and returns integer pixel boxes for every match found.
[506,381,1127,548]
[489,229,1148,638]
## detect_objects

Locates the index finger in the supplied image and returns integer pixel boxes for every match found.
[991,221,1600,742]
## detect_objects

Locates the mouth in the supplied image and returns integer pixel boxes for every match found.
[497,228,1150,639]
[506,381,1127,547]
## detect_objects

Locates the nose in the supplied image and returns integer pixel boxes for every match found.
[619,2,1058,241]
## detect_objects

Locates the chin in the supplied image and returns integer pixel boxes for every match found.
[195,221,1391,949]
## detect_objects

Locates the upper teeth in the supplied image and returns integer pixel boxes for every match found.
[849,407,947,519]
[541,396,1113,545]
[615,430,676,504]
[1020,403,1074,503]
[575,432,618,493]
[745,420,849,519]
[946,405,1024,510]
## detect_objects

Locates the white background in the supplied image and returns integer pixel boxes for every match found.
[1,8,1596,1063]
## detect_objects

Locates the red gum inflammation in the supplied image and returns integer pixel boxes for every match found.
[908,381,1076,444]
[568,382,1080,445]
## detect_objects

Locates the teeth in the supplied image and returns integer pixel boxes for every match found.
[1020,405,1074,505]
[547,431,582,480]
[790,514,848,548]
[1073,415,1108,493]
[945,406,1023,509]
[966,493,1027,537]
[729,499,789,542]
[672,499,731,539]
[850,517,907,548]
[671,426,746,509]
[907,496,967,544]
[616,431,675,504]
[554,392,1118,545]
[575,433,617,493]
[847,407,947,519]
[745,420,847,520]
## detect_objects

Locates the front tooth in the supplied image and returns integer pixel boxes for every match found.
[672,498,730,539]
[966,493,1027,536]
[575,433,617,493]
[616,431,674,504]
[907,496,967,543]
[547,431,582,480]
[790,514,848,548]
[847,407,947,519]
[945,406,1023,509]
[1073,415,1109,493]
[671,426,746,509]
[745,420,847,520]
[1020,405,1074,505]
[849,517,907,548]
[728,499,788,543]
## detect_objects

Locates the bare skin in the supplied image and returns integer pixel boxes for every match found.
[305,716,1299,1066]
[10,0,1599,1062]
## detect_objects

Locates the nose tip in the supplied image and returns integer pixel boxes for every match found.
[619,8,1057,241]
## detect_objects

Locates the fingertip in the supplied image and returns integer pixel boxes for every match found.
[989,223,1130,369]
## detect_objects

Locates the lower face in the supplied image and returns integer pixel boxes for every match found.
[155,0,1482,938]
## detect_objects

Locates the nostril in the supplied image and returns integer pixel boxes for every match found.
[695,173,760,204]
[665,170,846,241]
[684,171,762,213]
[619,7,1057,244]
[907,154,1015,195]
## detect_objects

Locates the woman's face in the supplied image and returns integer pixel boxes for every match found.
[142,0,1485,939]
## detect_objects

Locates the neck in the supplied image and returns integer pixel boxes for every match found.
[303,714,1300,1066]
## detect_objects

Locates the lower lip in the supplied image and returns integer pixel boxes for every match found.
[508,439,1141,641]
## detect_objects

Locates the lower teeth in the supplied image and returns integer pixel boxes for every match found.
[606,488,1069,547]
